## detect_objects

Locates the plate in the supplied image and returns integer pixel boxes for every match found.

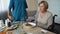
[28,22,36,27]
[23,22,36,29]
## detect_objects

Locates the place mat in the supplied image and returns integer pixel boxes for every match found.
[12,30,26,34]
[20,27,55,34]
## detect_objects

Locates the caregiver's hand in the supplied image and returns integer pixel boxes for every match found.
[8,16,14,20]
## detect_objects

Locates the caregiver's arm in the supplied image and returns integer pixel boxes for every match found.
[8,0,14,20]
[25,0,28,19]
[8,9,13,20]
[8,9,11,16]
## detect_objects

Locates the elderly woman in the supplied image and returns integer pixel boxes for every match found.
[35,1,53,29]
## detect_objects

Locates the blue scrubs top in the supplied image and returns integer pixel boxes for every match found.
[9,0,28,22]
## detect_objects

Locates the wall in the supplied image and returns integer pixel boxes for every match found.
[26,0,38,11]
[0,0,38,11]
[0,0,9,11]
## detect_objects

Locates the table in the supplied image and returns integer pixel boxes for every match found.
[0,22,55,34]
[17,26,55,34]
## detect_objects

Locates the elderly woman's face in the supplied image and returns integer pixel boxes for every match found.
[40,3,45,12]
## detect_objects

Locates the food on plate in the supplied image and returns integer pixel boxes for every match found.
[25,23,32,26]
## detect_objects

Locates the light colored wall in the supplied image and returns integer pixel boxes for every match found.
[0,0,38,11]
[38,0,60,23]
[26,0,38,11]
[0,0,9,11]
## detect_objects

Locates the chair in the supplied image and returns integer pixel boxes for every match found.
[48,14,58,32]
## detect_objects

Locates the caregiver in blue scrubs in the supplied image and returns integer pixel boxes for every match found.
[8,0,28,22]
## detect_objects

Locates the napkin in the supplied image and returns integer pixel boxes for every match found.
[41,29,48,34]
